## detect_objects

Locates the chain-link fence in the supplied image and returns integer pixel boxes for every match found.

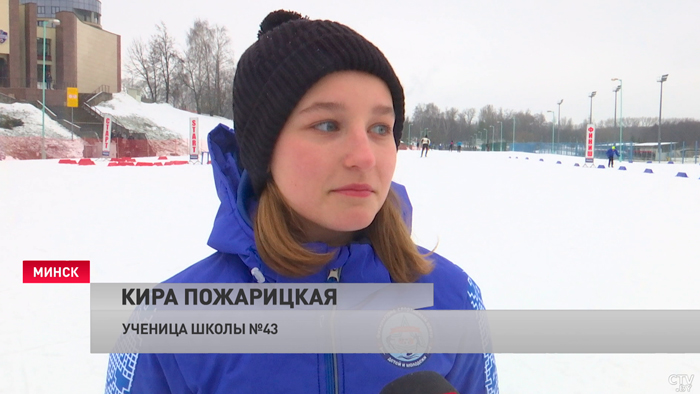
[509,142,699,164]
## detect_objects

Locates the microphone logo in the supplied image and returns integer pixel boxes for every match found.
[377,308,433,368]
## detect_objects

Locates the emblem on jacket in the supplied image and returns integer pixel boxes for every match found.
[105,353,138,393]
[378,308,432,368]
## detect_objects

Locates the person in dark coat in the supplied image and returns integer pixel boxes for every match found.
[45,72,53,90]
[607,146,620,167]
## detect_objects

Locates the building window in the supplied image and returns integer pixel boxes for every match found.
[37,6,45,14]
[51,6,60,14]
[37,38,52,61]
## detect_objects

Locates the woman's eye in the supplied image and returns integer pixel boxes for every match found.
[313,121,339,132]
[371,124,390,135]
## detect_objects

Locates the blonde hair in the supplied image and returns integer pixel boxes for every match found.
[254,181,434,282]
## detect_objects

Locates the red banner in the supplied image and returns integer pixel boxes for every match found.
[23,260,90,283]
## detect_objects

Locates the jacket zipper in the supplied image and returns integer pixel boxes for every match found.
[325,268,341,394]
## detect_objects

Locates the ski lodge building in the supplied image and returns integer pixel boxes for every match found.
[0,0,121,101]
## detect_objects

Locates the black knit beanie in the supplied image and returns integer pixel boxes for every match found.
[233,10,405,196]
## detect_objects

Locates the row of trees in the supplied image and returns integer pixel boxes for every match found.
[407,103,700,148]
[125,20,235,118]
[125,24,700,147]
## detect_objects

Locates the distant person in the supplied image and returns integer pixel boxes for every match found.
[457,141,462,152]
[45,72,52,90]
[607,145,620,167]
[420,135,430,157]
[449,140,454,152]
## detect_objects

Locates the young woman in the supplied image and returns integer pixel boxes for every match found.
[105,10,498,394]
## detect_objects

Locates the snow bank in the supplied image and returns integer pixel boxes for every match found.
[94,92,233,143]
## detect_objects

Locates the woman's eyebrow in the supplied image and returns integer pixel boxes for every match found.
[372,105,394,116]
[297,102,345,115]
[296,102,394,116]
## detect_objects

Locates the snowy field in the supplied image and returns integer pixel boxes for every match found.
[95,93,234,142]
[1,149,699,393]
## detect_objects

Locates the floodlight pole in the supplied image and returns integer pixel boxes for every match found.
[557,99,563,146]
[497,121,502,151]
[657,74,668,163]
[40,18,60,160]
[511,117,515,151]
[612,78,623,160]
[547,110,555,153]
[41,20,47,159]
[588,91,597,125]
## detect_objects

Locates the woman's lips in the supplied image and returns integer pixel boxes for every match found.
[332,184,374,197]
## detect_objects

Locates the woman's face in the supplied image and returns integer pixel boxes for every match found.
[270,71,398,245]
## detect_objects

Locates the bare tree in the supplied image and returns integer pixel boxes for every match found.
[182,20,210,114]
[127,37,159,102]
[152,22,181,105]
[182,19,235,117]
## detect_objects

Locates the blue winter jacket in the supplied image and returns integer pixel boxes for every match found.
[104,124,499,394]
[607,148,620,158]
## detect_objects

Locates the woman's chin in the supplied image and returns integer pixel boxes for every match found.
[326,217,375,234]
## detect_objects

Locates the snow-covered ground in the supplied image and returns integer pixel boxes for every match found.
[0,102,84,159]
[1,148,698,393]
[95,92,233,143]
[0,103,74,140]
[0,93,233,159]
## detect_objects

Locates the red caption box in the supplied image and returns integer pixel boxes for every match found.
[23,260,90,283]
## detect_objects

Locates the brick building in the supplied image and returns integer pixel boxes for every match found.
[0,0,121,106]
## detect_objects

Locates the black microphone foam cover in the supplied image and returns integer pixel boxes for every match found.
[379,370,459,394]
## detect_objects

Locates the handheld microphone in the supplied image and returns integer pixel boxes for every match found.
[379,370,460,394]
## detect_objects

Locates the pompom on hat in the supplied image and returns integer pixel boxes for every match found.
[233,10,405,196]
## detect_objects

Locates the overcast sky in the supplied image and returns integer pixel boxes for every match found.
[101,0,700,124]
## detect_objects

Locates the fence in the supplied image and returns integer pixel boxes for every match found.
[0,135,188,160]
[510,142,699,164]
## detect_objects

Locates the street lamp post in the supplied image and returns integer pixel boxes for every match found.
[512,117,516,151]
[497,121,502,151]
[612,85,620,127]
[407,123,411,146]
[40,18,60,160]
[489,125,494,151]
[588,91,597,125]
[657,74,668,163]
[556,99,563,148]
[547,110,555,153]
[612,78,623,160]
